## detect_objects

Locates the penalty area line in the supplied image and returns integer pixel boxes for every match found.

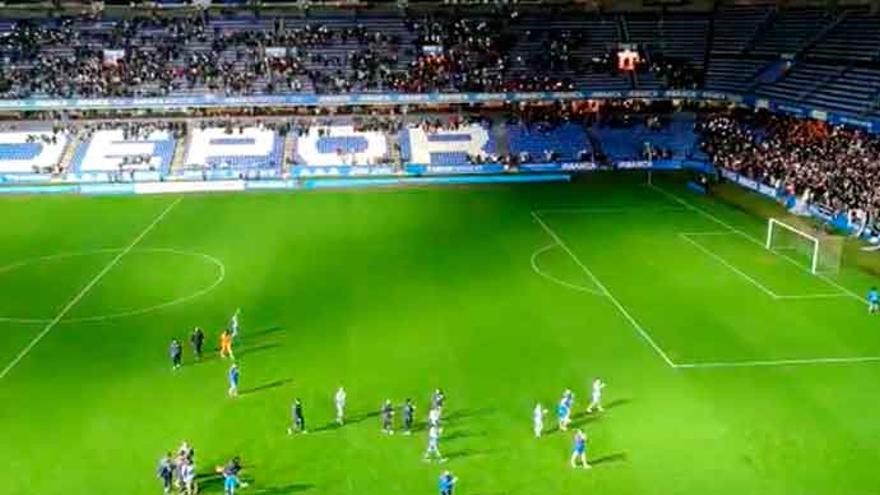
[648,184,863,304]
[534,206,689,215]
[531,211,677,368]
[675,355,880,369]
[0,197,183,381]
[530,243,605,296]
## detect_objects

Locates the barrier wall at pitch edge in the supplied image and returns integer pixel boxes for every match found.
[0,90,875,133]
[0,158,703,184]
[719,168,878,241]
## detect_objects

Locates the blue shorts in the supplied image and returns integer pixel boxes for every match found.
[573,446,585,455]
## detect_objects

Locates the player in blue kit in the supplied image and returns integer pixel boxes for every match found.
[439,471,457,495]
[868,287,879,313]
[227,363,239,398]
[557,399,570,431]
[570,429,590,469]
[223,470,241,495]
[562,389,574,409]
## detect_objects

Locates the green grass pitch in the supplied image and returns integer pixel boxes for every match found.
[2,173,880,494]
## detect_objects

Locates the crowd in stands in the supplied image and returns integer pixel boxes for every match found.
[24,132,61,146]
[0,8,583,99]
[79,120,186,140]
[699,111,880,220]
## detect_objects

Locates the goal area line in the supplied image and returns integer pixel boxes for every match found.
[674,355,880,369]
[678,232,850,301]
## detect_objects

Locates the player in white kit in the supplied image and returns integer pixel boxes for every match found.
[424,425,445,462]
[533,403,548,438]
[229,309,240,340]
[428,406,442,428]
[335,387,346,425]
[586,378,606,413]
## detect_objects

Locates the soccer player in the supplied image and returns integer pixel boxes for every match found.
[868,287,879,313]
[439,471,457,495]
[288,398,307,434]
[587,378,606,413]
[170,339,182,370]
[402,399,415,435]
[181,460,197,495]
[533,403,548,438]
[223,469,241,495]
[335,387,347,425]
[229,309,241,340]
[228,363,239,398]
[382,399,395,434]
[424,425,445,462]
[220,330,234,360]
[557,399,570,432]
[570,429,590,469]
[190,327,204,360]
[157,453,174,495]
[563,389,575,409]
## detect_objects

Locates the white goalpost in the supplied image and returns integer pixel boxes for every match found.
[765,218,844,274]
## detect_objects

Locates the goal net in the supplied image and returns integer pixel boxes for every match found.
[765,218,844,274]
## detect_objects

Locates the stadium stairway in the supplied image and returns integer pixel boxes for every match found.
[170,132,190,172]
[387,132,401,165]
[796,11,848,58]
[57,133,80,173]
[282,134,296,168]
[492,120,509,160]
[711,4,772,55]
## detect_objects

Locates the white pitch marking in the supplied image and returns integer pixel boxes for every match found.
[773,293,850,300]
[0,197,182,380]
[534,206,688,215]
[679,232,848,300]
[530,243,605,296]
[677,231,737,237]
[0,247,225,324]
[678,233,780,299]
[532,211,676,368]
[675,355,880,369]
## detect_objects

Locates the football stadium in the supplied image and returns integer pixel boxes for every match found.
[1,0,880,494]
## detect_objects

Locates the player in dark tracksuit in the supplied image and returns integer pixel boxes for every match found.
[382,400,394,434]
[402,399,415,435]
[190,327,204,360]
[157,453,174,494]
[170,339,182,370]
[288,398,306,434]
